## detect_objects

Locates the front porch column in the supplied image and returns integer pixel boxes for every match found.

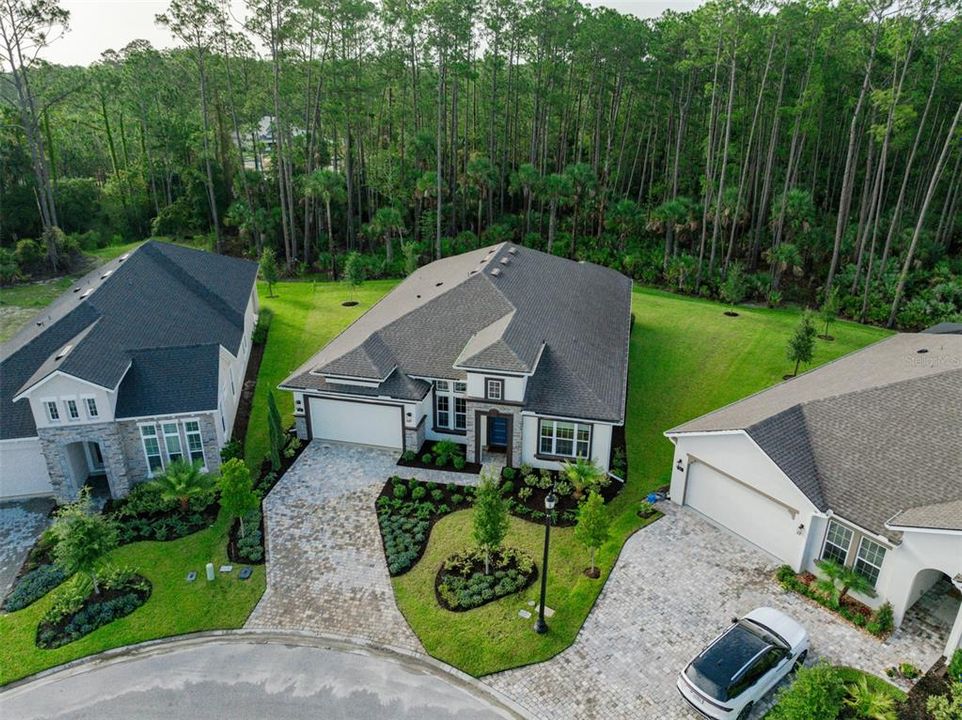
[947,579,962,657]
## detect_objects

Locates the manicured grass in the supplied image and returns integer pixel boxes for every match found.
[85,240,145,260]
[243,279,397,468]
[393,509,662,676]
[393,287,891,676]
[0,514,265,686]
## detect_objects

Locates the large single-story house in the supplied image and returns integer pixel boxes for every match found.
[0,241,259,502]
[281,243,632,472]
[665,329,962,657]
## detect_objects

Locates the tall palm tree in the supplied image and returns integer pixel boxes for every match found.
[466,154,496,238]
[371,206,406,262]
[304,169,346,278]
[565,162,597,255]
[540,173,573,255]
[151,460,213,512]
[509,163,540,236]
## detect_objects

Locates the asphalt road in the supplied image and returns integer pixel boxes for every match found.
[0,638,520,720]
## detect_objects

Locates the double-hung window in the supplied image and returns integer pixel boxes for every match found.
[485,378,503,401]
[184,420,206,467]
[84,397,99,418]
[45,401,60,422]
[64,399,80,421]
[821,520,853,565]
[434,380,466,431]
[854,537,886,587]
[140,425,164,475]
[538,420,591,458]
[162,422,184,464]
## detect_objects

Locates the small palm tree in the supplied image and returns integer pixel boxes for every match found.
[562,457,605,500]
[151,459,213,512]
[843,676,897,720]
[815,559,877,607]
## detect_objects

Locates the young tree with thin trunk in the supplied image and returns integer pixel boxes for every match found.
[50,488,118,595]
[786,311,817,378]
[574,490,609,579]
[472,472,508,575]
[218,458,259,538]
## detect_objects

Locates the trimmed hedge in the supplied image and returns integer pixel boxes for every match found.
[775,565,893,637]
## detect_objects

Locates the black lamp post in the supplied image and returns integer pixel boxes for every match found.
[534,487,558,634]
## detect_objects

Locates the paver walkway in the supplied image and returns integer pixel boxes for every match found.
[246,441,485,652]
[249,441,944,720]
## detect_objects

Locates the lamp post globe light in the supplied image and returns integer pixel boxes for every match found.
[534,488,558,634]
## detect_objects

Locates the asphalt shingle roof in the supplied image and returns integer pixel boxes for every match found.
[669,334,962,540]
[283,243,633,423]
[1,242,257,439]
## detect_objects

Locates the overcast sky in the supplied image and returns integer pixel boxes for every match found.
[45,0,701,66]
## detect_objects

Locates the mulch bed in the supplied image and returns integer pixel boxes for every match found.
[227,511,266,565]
[397,439,482,475]
[35,576,152,650]
[499,468,625,527]
[796,572,874,622]
[229,332,268,446]
[434,549,538,612]
[255,434,308,496]
[375,477,475,576]
[898,657,950,720]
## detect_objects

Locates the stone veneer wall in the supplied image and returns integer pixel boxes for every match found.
[294,414,308,441]
[404,419,426,453]
[117,413,222,489]
[37,422,130,502]
[464,401,522,466]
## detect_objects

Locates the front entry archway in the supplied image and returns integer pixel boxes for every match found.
[63,440,112,504]
[902,569,962,657]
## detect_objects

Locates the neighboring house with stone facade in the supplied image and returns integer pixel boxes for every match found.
[281,243,632,473]
[665,328,962,659]
[0,241,258,502]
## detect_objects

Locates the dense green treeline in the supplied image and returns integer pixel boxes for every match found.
[2,0,961,329]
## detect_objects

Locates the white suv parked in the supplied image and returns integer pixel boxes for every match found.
[677,607,809,719]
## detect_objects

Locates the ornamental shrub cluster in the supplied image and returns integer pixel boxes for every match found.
[109,482,216,544]
[379,514,429,575]
[236,509,264,563]
[37,571,150,649]
[775,565,893,637]
[437,548,536,611]
[2,564,66,612]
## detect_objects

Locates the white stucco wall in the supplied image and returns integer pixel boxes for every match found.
[216,288,259,445]
[24,372,116,430]
[520,415,613,472]
[0,437,53,499]
[668,432,820,570]
[466,372,526,402]
[882,529,962,624]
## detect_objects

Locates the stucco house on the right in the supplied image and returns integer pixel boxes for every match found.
[664,328,962,658]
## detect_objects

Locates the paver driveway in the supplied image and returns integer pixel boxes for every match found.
[249,441,943,720]
[488,504,943,720]
[246,441,483,652]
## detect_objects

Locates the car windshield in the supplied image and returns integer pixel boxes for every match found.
[684,621,780,702]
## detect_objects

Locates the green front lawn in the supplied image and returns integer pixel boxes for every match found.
[393,287,891,676]
[0,514,264,686]
[243,279,398,468]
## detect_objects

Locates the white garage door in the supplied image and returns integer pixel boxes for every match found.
[0,437,53,499]
[309,397,403,449]
[684,461,799,565]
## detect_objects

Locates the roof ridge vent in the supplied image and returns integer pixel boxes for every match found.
[79,288,93,299]
[54,344,73,361]
[490,267,502,277]
[100,270,112,280]
[499,257,511,265]
[118,253,130,262]
[508,247,518,255]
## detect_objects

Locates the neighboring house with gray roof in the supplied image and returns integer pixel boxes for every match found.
[664,332,962,658]
[0,241,258,502]
[281,243,632,473]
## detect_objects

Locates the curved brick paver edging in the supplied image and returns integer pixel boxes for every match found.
[484,504,943,720]
[0,629,533,720]
[246,441,487,654]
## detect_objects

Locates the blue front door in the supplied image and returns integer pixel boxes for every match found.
[487,416,508,448]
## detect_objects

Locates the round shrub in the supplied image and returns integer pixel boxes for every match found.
[411,486,427,501]
[421,453,433,464]
[452,456,466,470]
[500,480,515,495]
[393,483,408,499]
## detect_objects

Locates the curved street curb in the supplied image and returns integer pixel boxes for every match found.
[0,628,540,720]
